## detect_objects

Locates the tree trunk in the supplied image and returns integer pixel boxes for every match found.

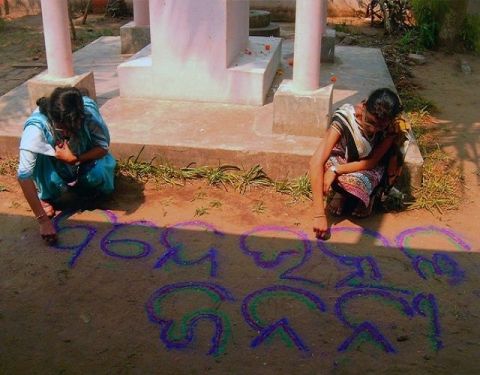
[82,0,92,24]
[379,0,392,34]
[68,2,77,41]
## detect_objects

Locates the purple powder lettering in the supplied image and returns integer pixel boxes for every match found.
[335,289,414,353]
[239,226,322,286]
[101,220,159,259]
[154,221,224,277]
[242,285,326,351]
[53,211,97,268]
[145,282,234,356]
[413,293,443,351]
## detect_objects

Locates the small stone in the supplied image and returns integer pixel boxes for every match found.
[342,36,357,45]
[408,53,426,65]
[80,313,91,324]
[460,59,472,75]
[423,355,431,360]
[396,335,409,342]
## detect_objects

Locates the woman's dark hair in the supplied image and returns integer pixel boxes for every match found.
[365,88,402,122]
[36,87,85,132]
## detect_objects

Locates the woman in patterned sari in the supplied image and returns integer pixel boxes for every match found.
[17,87,116,245]
[310,88,404,240]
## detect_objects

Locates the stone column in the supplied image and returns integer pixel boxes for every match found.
[292,0,323,92]
[120,0,151,54]
[133,0,149,26]
[40,0,74,78]
[273,0,333,137]
[26,0,96,110]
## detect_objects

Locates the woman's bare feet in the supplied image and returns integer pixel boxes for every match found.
[352,198,375,218]
[327,193,347,216]
[40,200,55,218]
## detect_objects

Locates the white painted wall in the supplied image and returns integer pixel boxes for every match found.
[250,0,365,20]
[1,0,367,19]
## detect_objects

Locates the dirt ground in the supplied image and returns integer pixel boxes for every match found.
[1,14,480,375]
[0,13,124,96]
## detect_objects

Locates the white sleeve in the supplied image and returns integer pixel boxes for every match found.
[17,149,37,180]
[19,125,55,156]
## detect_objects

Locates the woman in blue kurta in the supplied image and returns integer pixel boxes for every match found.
[17,87,116,245]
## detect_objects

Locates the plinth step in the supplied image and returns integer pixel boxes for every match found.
[249,10,271,28]
[249,23,281,37]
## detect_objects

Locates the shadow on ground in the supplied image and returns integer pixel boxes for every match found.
[1,211,479,374]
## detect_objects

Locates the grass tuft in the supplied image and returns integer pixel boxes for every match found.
[0,157,18,176]
[234,165,273,194]
[251,200,267,214]
[407,147,462,213]
[405,110,463,213]
[194,207,209,217]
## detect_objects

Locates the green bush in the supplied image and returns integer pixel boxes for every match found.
[398,28,423,53]
[410,0,451,48]
[461,14,480,52]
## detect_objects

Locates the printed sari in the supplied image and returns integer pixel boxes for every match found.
[326,104,388,208]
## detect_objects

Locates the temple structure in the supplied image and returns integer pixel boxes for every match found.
[26,0,333,133]
[117,0,282,106]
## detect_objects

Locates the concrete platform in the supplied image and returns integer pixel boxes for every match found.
[118,36,282,105]
[0,36,423,187]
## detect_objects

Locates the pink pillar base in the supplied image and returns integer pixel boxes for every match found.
[27,71,96,111]
[273,80,333,137]
[120,21,151,54]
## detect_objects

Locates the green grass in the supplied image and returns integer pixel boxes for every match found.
[334,22,350,33]
[402,93,436,113]
[234,165,272,194]
[73,27,118,49]
[397,29,424,54]
[117,153,311,200]
[1,132,463,214]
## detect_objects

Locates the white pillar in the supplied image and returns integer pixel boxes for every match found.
[133,0,149,26]
[40,0,74,78]
[292,0,323,92]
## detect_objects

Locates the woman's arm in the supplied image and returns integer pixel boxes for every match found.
[55,141,107,165]
[309,128,341,239]
[17,177,57,241]
[334,135,395,175]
